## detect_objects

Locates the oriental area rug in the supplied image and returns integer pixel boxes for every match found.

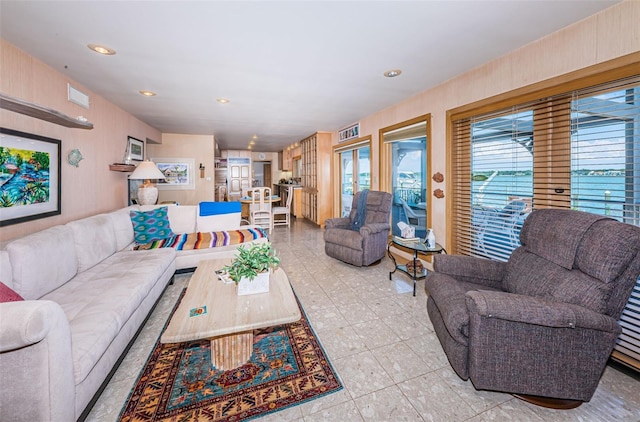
[118,293,342,422]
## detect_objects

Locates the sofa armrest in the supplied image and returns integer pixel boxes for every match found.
[0,300,67,351]
[433,255,505,289]
[325,217,351,229]
[360,223,390,235]
[0,300,75,421]
[466,290,619,332]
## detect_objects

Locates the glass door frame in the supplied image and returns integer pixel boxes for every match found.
[379,114,432,232]
[331,135,372,218]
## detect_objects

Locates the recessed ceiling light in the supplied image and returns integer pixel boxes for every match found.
[249,140,256,145]
[384,69,402,78]
[139,90,156,97]
[87,43,116,55]
[216,98,230,104]
[252,135,258,140]
[248,145,253,150]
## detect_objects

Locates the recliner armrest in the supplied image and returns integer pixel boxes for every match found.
[325,217,351,229]
[466,290,620,332]
[433,255,505,289]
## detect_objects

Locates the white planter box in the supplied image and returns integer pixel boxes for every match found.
[237,270,270,295]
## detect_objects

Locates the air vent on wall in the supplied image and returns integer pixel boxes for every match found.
[68,84,90,109]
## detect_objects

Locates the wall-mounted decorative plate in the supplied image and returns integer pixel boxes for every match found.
[68,148,83,167]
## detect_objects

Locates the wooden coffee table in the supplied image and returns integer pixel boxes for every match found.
[160,258,301,370]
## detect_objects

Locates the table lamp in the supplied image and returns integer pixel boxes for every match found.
[129,160,165,205]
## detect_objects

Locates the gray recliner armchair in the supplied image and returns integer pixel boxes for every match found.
[425,208,640,407]
[324,190,392,266]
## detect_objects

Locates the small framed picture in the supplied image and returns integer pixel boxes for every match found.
[127,136,144,161]
[338,122,360,143]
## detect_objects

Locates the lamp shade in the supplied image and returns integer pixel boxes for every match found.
[129,160,165,181]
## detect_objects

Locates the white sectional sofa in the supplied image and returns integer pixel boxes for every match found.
[0,203,266,421]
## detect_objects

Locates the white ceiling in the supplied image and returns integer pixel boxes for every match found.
[0,1,619,152]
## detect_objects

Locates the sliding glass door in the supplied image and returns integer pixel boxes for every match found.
[333,137,372,217]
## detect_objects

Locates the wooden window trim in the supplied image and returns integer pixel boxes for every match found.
[446,52,640,251]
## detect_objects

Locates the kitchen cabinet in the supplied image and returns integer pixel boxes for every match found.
[300,132,331,227]
[293,187,303,218]
[280,146,300,171]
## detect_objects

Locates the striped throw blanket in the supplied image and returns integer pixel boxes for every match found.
[134,228,267,251]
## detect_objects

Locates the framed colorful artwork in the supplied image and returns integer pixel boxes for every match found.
[0,128,61,226]
[152,157,195,190]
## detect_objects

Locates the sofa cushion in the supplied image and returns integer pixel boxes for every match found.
[67,214,117,272]
[0,282,23,302]
[6,225,78,299]
[108,207,136,250]
[41,248,175,384]
[196,203,242,232]
[0,250,12,288]
[137,204,197,234]
[130,206,175,243]
[197,214,242,232]
[167,205,197,233]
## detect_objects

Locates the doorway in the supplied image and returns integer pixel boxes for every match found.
[380,115,431,238]
[252,161,272,188]
[332,136,372,217]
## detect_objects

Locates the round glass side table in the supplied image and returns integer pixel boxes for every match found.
[388,238,447,296]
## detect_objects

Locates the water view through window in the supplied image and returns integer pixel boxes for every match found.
[470,84,639,260]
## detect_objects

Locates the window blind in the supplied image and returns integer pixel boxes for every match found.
[451,74,640,371]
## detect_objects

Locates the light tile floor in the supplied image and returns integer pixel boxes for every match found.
[87,219,640,422]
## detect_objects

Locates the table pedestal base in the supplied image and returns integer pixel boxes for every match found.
[210,331,253,370]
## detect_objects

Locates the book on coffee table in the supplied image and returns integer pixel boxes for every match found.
[189,306,207,317]
[393,235,420,243]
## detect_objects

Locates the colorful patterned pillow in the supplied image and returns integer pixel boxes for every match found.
[130,207,175,244]
[0,282,23,302]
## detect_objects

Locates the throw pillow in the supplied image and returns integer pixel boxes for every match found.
[0,282,24,302]
[130,207,175,244]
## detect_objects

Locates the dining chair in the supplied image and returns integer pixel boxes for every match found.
[272,186,293,227]
[250,187,273,234]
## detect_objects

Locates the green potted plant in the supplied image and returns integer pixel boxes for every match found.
[223,242,280,295]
